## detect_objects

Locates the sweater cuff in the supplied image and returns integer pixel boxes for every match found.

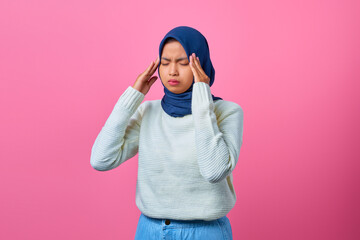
[116,86,145,114]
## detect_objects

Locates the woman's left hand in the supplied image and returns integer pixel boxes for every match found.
[189,53,210,85]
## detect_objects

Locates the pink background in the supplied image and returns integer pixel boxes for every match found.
[1,0,359,239]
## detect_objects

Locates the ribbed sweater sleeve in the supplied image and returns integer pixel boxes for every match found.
[191,82,244,183]
[90,86,145,171]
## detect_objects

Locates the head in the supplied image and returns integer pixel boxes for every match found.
[157,26,215,96]
[157,26,221,117]
[158,38,194,94]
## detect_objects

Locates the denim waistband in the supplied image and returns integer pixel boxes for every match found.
[140,213,228,228]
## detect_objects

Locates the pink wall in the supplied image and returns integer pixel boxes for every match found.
[1,0,359,239]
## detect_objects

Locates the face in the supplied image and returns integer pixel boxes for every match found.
[159,40,194,94]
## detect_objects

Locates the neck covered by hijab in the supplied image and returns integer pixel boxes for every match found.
[157,26,223,118]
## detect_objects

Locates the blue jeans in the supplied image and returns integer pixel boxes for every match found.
[134,213,233,240]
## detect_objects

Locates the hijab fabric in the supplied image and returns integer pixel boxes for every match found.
[157,26,223,118]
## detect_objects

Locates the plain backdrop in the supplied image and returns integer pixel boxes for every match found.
[1,0,359,239]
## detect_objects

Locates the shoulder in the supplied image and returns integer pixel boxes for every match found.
[214,99,243,120]
[138,99,161,114]
[213,100,244,133]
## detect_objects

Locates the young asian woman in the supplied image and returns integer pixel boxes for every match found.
[90,26,244,240]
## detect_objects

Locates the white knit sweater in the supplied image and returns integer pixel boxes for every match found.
[90,82,244,221]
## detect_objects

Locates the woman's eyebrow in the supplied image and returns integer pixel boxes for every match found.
[161,57,188,62]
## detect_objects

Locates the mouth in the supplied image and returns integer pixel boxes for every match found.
[168,79,180,86]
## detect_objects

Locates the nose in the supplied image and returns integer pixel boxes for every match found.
[169,63,179,76]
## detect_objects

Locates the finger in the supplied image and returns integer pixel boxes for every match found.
[190,55,201,75]
[148,56,160,76]
[189,56,201,79]
[153,56,160,69]
[192,53,201,70]
[144,60,156,76]
[194,56,209,80]
[193,55,205,74]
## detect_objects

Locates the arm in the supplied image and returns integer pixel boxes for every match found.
[191,82,244,183]
[90,86,145,171]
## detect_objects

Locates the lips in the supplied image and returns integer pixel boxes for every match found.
[168,79,180,86]
[168,79,179,83]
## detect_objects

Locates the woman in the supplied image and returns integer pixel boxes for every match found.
[90,26,244,239]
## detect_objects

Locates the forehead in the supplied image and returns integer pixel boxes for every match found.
[161,41,187,57]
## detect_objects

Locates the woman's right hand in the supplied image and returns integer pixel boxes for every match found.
[132,56,160,95]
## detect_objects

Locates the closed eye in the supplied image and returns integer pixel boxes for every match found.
[161,63,189,66]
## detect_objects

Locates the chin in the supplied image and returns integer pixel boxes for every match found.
[168,87,185,94]
[169,89,182,94]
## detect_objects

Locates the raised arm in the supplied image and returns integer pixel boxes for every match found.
[91,56,159,171]
[90,86,145,171]
[191,82,244,183]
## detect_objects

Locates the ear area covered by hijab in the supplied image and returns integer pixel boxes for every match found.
[157,26,223,118]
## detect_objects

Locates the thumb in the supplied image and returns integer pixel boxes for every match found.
[148,76,158,86]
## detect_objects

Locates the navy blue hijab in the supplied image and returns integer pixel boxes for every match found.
[157,26,223,118]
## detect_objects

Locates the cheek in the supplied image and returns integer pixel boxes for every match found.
[185,68,193,78]
[159,66,165,78]
[180,66,191,74]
